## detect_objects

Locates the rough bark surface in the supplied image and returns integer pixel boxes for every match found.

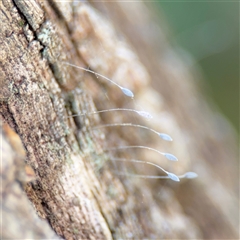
[0,0,238,239]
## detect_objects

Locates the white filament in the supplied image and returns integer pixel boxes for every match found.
[63,62,134,98]
[112,159,197,182]
[114,172,199,182]
[67,109,153,119]
[93,123,173,142]
[111,157,180,182]
[105,145,178,161]
[113,157,169,174]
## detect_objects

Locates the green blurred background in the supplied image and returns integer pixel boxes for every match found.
[156,1,239,133]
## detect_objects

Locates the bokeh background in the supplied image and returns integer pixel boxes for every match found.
[155,1,239,134]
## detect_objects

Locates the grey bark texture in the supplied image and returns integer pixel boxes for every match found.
[0,0,239,239]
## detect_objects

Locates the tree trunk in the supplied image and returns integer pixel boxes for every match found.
[1,0,238,239]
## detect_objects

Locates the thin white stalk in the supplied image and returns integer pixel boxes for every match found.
[63,62,134,98]
[117,172,197,180]
[105,145,178,161]
[112,157,169,174]
[93,123,173,141]
[113,172,175,180]
[111,158,180,182]
[66,108,153,119]
[111,158,183,181]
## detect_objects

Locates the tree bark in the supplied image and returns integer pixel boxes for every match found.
[1,0,238,239]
